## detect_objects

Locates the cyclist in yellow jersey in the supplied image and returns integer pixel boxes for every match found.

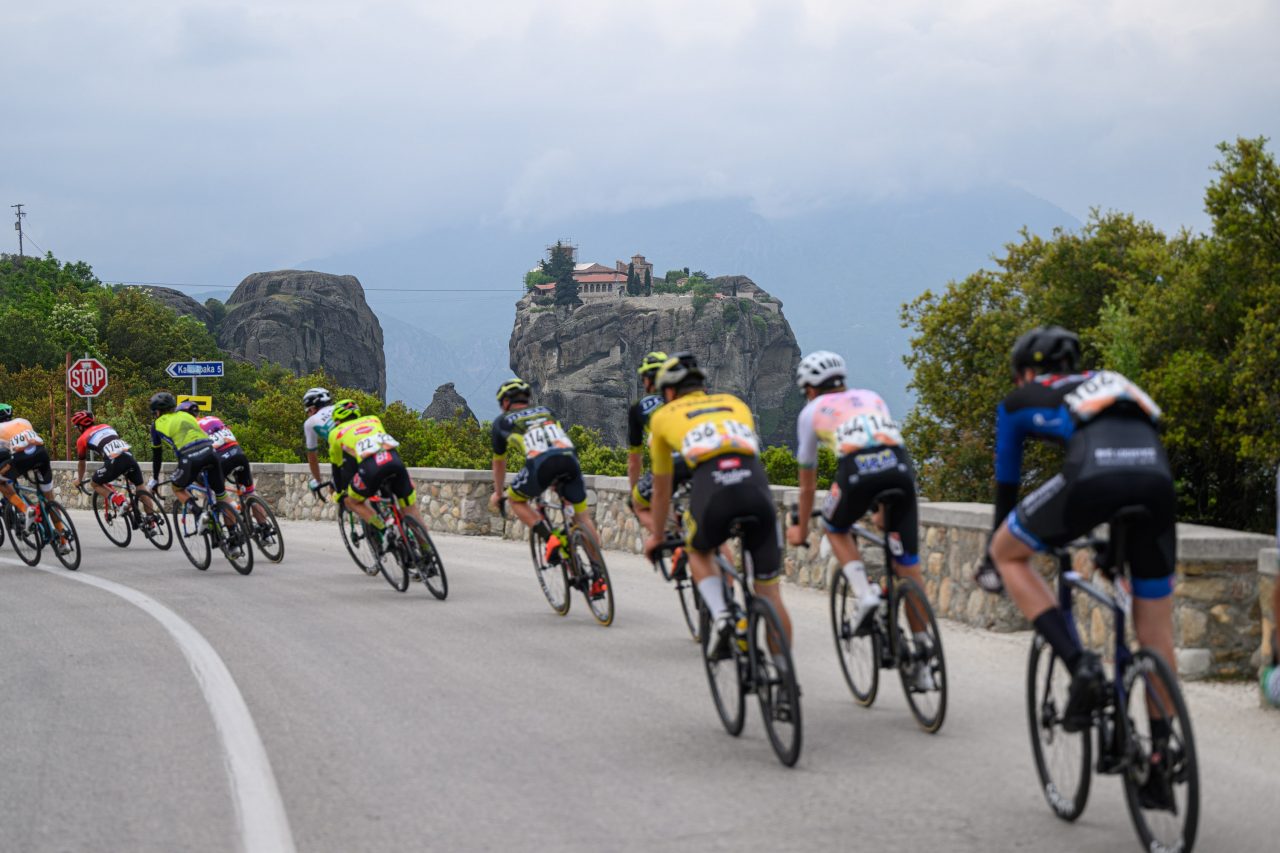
[327,400,428,542]
[642,352,791,660]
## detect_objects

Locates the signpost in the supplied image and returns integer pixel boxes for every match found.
[177,394,213,412]
[68,357,109,413]
[166,360,224,398]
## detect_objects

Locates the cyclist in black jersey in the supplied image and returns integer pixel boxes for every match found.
[628,351,685,531]
[979,326,1177,740]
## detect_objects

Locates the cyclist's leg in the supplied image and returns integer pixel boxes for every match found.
[552,454,596,541]
[346,459,382,526]
[506,456,550,535]
[380,452,426,529]
[29,450,61,529]
[822,452,883,605]
[738,458,790,646]
[630,473,655,532]
[118,455,158,513]
[0,451,28,513]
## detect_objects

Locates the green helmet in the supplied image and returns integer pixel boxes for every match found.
[0,403,11,423]
[496,378,532,405]
[332,399,361,424]
[637,351,668,377]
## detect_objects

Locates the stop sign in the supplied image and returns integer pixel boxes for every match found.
[68,357,109,398]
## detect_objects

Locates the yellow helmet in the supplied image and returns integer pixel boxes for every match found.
[496,377,532,404]
[637,351,668,377]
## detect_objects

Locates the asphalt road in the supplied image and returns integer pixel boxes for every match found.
[1,512,1275,853]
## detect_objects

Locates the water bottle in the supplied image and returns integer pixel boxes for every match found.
[735,615,749,652]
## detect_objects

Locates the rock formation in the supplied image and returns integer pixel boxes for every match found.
[508,278,803,448]
[422,383,477,423]
[142,286,213,327]
[217,270,386,399]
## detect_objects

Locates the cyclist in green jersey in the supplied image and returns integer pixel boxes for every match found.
[327,400,429,543]
[148,392,234,525]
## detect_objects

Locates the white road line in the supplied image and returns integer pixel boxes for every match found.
[9,558,296,853]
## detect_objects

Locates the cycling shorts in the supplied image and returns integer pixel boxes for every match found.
[3,446,53,489]
[172,444,225,495]
[218,446,254,492]
[1009,415,1176,598]
[822,445,920,566]
[507,450,587,513]
[685,453,780,583]
[93,452,144,487]
[349,449,416,506]
[631,457,692,509]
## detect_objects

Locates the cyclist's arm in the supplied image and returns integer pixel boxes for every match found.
[992,402,1025,528]
[794,403,819,523]
[648,472,673,538]
[796,466,818,526]
[76,456,87,483]
[627,452,643,490]
[152,446,164,480]
[307,451,323,482]
[491,454,506,496]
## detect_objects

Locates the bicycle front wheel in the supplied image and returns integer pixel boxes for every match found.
[1027,634,1092,822]
[243,495,284,563]
[47,503,81,571]
[338,504,379,575]
[173,502,211,571]
[1121,649,1199,853]
[143,502,173,550]
[404,517,447,600]
[894,578,947,732]
[830,569,879,706]
[699,602,746,736]
[529,527,570,615]
[749,597,802,767]
[571,525,613,626]
[217,504,254,575]
[92,491,131,547]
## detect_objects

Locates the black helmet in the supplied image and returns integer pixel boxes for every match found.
[655,351,706,392]
[149,391,177,413]
[1010,326,1080,376]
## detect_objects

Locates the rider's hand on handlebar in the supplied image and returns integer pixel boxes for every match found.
[974,552,1004,595]
[785,522,808,548]
[643,532,664,561]
[307,478,322,493]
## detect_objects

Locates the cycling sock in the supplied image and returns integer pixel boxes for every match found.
[532,519,552,540]
[697,577,729,620]
[841,560,871,598]
[1032,609,1083,672]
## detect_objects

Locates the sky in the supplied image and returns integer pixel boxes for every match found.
[4,0,1279,286]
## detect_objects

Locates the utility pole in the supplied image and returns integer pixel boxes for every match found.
[11,204,25,257]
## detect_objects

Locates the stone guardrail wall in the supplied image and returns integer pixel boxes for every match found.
[46,462,1272,681]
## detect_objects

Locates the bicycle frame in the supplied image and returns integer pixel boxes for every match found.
[13,477,55,542]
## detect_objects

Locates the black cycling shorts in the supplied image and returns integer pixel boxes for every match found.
[349,449,416,505]
[822,445,920,566]
[508,451,587,512]
[632,456,692,509]
[173,444,226,495]
[92,452,144,487]
[218,446,254,490]
[685,453,781,582]
[4,446,53,487]
[1009,415,1176,598]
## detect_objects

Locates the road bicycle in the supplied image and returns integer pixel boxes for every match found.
[503,475,614,626]
[1027,506,1199,853]
[655,518,803,767]
[648,483,702,641]
[226,482,284,563]
[319,480,446,597]
[80,477,172,551]
[169,471,254,574]
[799,488,948,733]
[3,473,80,570]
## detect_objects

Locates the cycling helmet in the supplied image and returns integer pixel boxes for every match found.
[1010,326,1081,376]
[149,392,177,413]
[0,403,14,423]
[71,410,95,429]
[302,387,333,409]
[496,378,532,405]
[796,350,846,389]
[637,351,669,377]
[331,399,361,424]
[176,400,200,414]
[655,352,705,392]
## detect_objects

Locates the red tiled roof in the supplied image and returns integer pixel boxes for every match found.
[575,271,627,284]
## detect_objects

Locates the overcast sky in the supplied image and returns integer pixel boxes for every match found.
[4,0,1278,284]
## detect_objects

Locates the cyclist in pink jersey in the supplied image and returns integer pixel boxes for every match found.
[178,401,269,526]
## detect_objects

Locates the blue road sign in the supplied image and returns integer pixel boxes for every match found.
[166,360,224,379]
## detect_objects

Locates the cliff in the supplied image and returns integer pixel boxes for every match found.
[142,286,213,327]
[218,270,386,399]
[422,383,477,423]
[508,281,803,448]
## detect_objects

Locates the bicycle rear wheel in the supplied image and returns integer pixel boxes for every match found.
[1121,649,1199,853]
[47,502,81,571]
[529,527,570,615]
[173,502,212,570]
[830,570,879,706]
[894,578,947,732]
[699,601,746,736]
[142,501,173,550]
[749,596,802,767]
[338,503,379,575]
[1027,634,1092,822]
[404,517,447,599]
[571,525,613,626]
[92,491,131,547]
[8,502,42,565]
[244,495,285,563]
[216,504,254,575]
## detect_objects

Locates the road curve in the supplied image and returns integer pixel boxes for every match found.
[1,512,1275,852]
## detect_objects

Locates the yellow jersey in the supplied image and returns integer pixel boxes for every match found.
[328,415,400,465]
[648,391,760,475]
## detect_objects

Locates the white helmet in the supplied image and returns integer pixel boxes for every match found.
[796,351,846,388]
[302,387,333,408]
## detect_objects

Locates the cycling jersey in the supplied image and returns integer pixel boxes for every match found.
[491,406,575,459]
[151,412,213,458]
[76,423,131,461]
[0,419,45,453]
[329,415,399,466]
[795,388,901,467]
[627,394,665,452]
[197,416,238,451]
[647,391,759,476]
[304,405,336,452]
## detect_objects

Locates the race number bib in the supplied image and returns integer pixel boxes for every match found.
[1063,371,1161,423]
[9,429,40,451]
[835,413,902,455]
[102,439,130,459]
[680,419,758,464]
[208,427,236,448]
[355,433,399,459]
[522,423,573,457]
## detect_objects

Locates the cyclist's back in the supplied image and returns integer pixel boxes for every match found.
[492,402,586,510]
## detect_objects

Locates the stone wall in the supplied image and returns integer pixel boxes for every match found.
[47,462,1272,680]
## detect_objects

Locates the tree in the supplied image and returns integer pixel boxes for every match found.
[540,241,580,307]
[644,268,652,296]
[625,262,638,296]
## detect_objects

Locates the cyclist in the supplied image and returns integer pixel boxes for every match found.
[301,387,337,497]
[977,326,1177,805]
[72,410,160,519]
[627,351,673,532]
[0,404,66,547]
[487,378,606,598]
[640,353,790,660]
[177,401,269,528]
[783,351,934,688]
[327,399,428,550]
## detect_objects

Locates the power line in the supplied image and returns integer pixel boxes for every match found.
[111,279,519,292]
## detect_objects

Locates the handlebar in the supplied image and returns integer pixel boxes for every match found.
[787,504,824,548]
